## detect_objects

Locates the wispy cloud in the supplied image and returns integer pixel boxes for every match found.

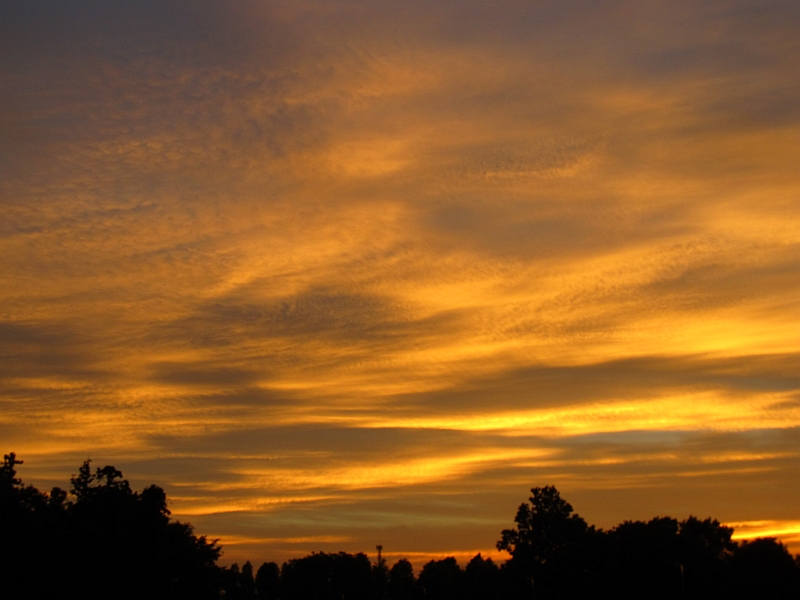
[2,0,799,561]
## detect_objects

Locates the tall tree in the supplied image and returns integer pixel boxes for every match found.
[497,486,596,598]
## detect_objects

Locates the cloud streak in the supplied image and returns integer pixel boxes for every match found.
[2,0,799,562]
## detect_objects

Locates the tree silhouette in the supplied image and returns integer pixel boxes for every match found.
[417,557,463,600]
[223,561,260,599]
[68,459,222,599]
[388,558,416,600]
[464,554,501,600]
[608,517,681,599]
[0,453,63,599]
[255,561,280,599]
[677,516,735,599]
[729,538,800,600]
[497,486,597,598]
[280,551,376,600]
[4,456,800,600]
[0,454,221,600]
[497,486,591,562]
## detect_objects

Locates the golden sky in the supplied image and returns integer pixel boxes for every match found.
[1,0,799,565]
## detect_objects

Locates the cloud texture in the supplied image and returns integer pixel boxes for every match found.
[2,0,799,564]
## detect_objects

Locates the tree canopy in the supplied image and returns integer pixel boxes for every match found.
[1,453,221,600]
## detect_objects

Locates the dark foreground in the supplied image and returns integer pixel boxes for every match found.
[2,454,799,599]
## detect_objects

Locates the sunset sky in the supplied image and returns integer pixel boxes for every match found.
[1,0,799,566]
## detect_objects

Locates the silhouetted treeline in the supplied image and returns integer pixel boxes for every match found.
[3,455,799,599]
[496,486,800,600]
[1,453,220,599]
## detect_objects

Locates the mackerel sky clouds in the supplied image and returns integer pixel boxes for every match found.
[1,0,799,564]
